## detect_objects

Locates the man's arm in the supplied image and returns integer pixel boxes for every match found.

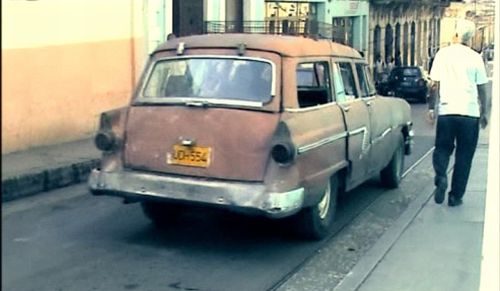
[427,49,442,123]
[426,80,439,124]
[428,81,439,110]
[477,83,490,129]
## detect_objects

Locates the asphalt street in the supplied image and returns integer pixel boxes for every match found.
[3,103,437,291]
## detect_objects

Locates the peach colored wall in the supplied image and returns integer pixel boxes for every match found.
[2,38,145,153]
[2,0,147,154]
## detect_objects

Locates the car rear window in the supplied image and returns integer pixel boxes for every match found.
[401,68,421,76]
[142,57,273,104]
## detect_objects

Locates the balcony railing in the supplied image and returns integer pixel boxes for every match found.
[371,0,451,6]
[204,20,349,43]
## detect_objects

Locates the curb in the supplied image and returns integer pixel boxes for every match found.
[2,159,100,202]
[334,143,489,291]
[333,180,434,291]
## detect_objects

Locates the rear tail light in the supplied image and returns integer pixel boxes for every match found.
[95,131,116,151]
[271,143,295,164]
[270,122,296,166]
[94,108,126,152]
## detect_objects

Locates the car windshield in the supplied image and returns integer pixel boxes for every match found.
[141,57,273,105]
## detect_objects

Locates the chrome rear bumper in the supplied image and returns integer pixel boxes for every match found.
[88,169,304,218]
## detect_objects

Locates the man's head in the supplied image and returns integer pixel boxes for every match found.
[452,19,475,45]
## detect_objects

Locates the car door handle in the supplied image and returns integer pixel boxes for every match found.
[366,101,373,106]
[340,105,351,112]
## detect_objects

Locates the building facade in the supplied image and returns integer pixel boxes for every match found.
[260,1,370,56]
[2,0,146,154]
[3,0,459,154]
[328,1,370,57]
[369,0,450,73]
[440,0,496,52]
[203,1,370,56]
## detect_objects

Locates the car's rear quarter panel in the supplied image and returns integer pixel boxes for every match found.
[281,107,348,205]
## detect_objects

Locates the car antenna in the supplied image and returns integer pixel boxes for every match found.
[237,43,246,56]
[177,42,185,55]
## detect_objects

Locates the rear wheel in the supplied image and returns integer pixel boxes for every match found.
[294,175,338,240]
[141,201,183,226]
[380,135,405,188]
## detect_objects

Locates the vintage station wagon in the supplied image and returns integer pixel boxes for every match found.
[89,34,413,240]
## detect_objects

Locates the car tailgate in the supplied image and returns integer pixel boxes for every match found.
[123,106,279,181]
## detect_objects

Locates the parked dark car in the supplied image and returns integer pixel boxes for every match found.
[387,66,431,102]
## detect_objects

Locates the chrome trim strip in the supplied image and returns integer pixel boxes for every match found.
[349,127,366,135]
[363,96,376,101]
[135,97,263,108]
[383,127,392,137]
[284,101,338,113]
[349,126,369,152]
[372,127,392,145]
[297,132,348,154]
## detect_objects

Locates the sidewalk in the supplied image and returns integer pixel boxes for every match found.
[1,139,100,202]
[338,131,491,291]
[278,128,496,291]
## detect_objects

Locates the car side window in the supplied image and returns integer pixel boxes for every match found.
[337,62,357,100]
[355,63,377,98]
[331,63,347,102]
[296,62,332,108]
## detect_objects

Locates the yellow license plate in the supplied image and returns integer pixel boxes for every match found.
[167,145,211,168]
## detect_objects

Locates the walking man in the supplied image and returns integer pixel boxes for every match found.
[386,56,395,73]
[427,20,490,207]
[374,55,385,83]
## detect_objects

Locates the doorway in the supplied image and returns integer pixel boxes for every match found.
[173,0,204,37]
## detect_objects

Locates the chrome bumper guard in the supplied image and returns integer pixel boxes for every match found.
[88,169,304,218]
[405,123,415,155]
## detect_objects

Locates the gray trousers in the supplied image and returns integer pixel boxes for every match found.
[433,115,479,200]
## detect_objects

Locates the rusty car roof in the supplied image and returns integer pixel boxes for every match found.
[155,33,363,59]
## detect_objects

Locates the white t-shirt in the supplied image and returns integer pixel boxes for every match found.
[430,43,489,117]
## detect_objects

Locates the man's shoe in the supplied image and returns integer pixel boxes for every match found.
[448,196,463,207]
[434,185,446,204]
